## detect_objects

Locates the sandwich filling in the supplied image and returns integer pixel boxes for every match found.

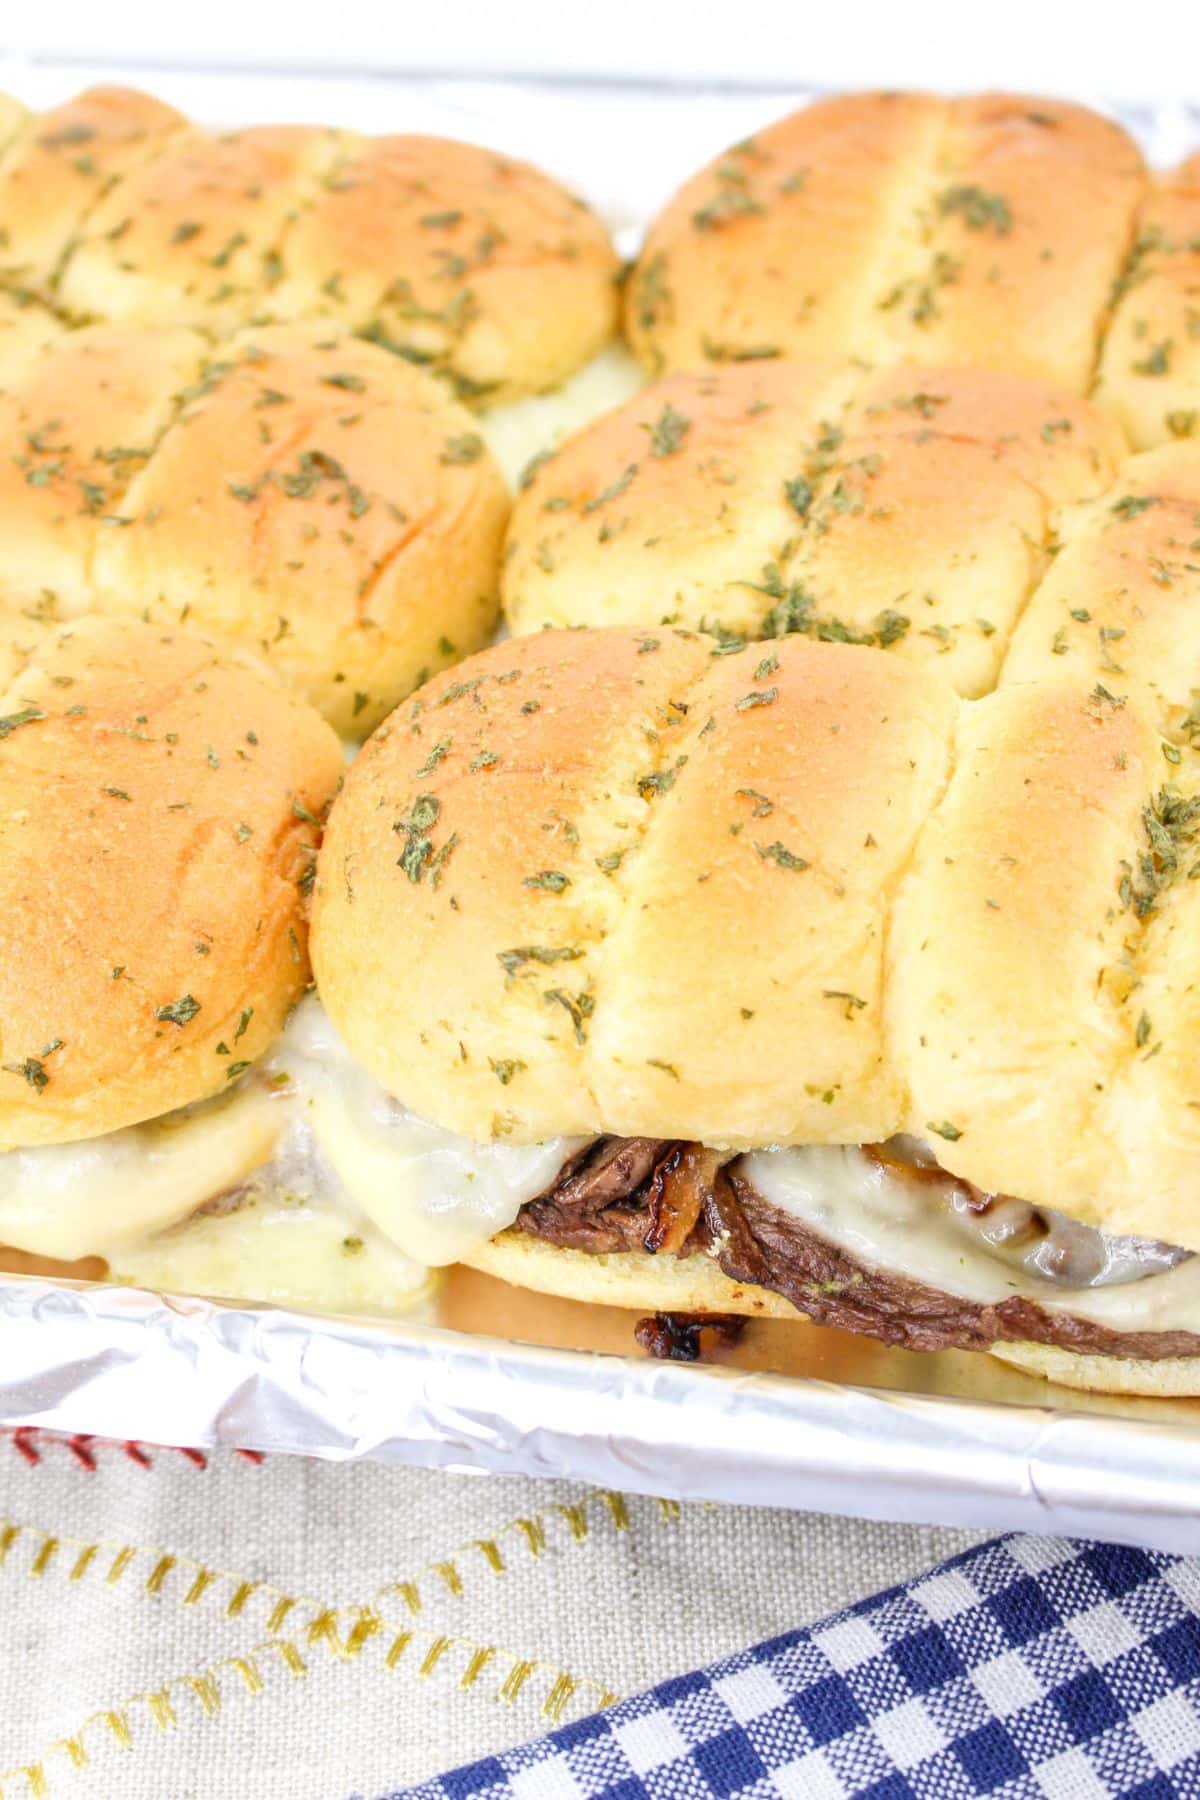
[0,993,1196,1357]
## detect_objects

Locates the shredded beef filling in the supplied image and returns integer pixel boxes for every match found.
[515,1138,1200,1361]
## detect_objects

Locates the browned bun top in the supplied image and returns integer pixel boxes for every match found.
[503,359,1125,696]
[0,86,186,293]
[627,92,1144,392]
[0,286,64,382]
[0,322,510,736]
[1095,155,1200,451]
[0,84,620,405]
[889,676,1200,1249]
[312,628,957,1147]
[269,134,620,404]
[58,124,350,332]
[0,617,342,1148]
[1000,441,1200,730]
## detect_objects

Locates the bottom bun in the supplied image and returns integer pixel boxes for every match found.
[467,1233,1200,1397]
[461,1230,804,1319]
[988,1340,1200,1399]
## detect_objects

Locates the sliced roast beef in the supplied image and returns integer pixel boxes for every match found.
[519,1138,1200,1362]
[516,1136,673,1254]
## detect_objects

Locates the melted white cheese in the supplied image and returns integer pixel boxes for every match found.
[263,996,585,1267]
[112,1190,434,1316]
[1,992,1196,1339]
[742,1145,1200,1334]
[0,996,581,1307]
[476,344,645,490]
[0,1086,281,1261]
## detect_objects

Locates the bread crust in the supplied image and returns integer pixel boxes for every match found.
[470,1234,1200,1396]
[0,323,510,735]
[0,617,342,1147]
[1095,155,1200,451]
[888,677,1200,1249]
[312,628,957,1145]
[627,92,1145,392]
[503,360,1125,696]
[0,87,186,293]
[266,133,620,403]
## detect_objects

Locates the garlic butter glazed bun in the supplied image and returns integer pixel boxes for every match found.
[0,617,341,1152]
[311,630,1200,1395]
[627,93,1144,392]
[0,323,509,736]
[1096,153,1200,453]
[0,83,621,415]
[503,361,1125,695]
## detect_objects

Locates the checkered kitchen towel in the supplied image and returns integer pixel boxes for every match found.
[387,1533,1200,1799]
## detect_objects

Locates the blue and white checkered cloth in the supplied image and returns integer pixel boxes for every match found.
[387,1533,1200,1799]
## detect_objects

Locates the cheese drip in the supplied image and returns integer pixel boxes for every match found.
[0,995,582,1308]
[742,1144,1200,1334]
[0,995,1196,1333]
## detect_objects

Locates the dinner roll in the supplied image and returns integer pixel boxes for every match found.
[1000,442,1200,732]
[0,86,186,294]
[888,676,1200,1250]
[0,323,209,617]
[0,616,342,1148]
[311,630,956,1146]
[0,287,65,382]
[628,93,1144,391]
[1095,154,1200,451]
[504,360,1125,695]
[58,124,351,332]
[268,134,620,403]
[0,322,510,735]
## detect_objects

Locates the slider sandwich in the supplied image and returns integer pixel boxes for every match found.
[0,617,367,1305]
[0,84,640,489]
[308,627,1200,1397]
[0,616,569,1311]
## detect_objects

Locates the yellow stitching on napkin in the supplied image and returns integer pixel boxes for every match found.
[105,1547,135,1585]
[226,1578,259,1617]
[6,1627,622,1796]
[144,1556,175,1595]
[0,1525,22,1566]
[28,1539,57,1578]
[145,1692,176,1731]
[67,1547,95,1582]
[377,1486,668,1618]
[183,1568,216,1605]
[460,1645,495,1688]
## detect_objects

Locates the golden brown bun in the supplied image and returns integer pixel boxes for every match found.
[988,1341,1200,1399]
[504,360,1125,695]
[470,1237,1200,1396]
[58,124,350,331]
[1095,156,1200,451]
[0,85,619,404]
[312,629,956,1145]
[0,287,64,382]
[628,93,1144,392]
[0,616,342,1149]
[1000,443,1200,732]
[0,322,510,735]
[267,134,620,404]
[0,86,186,292]
[464,1229,802,1318]
[0,323,208,617]
[888,676,1200,1250]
